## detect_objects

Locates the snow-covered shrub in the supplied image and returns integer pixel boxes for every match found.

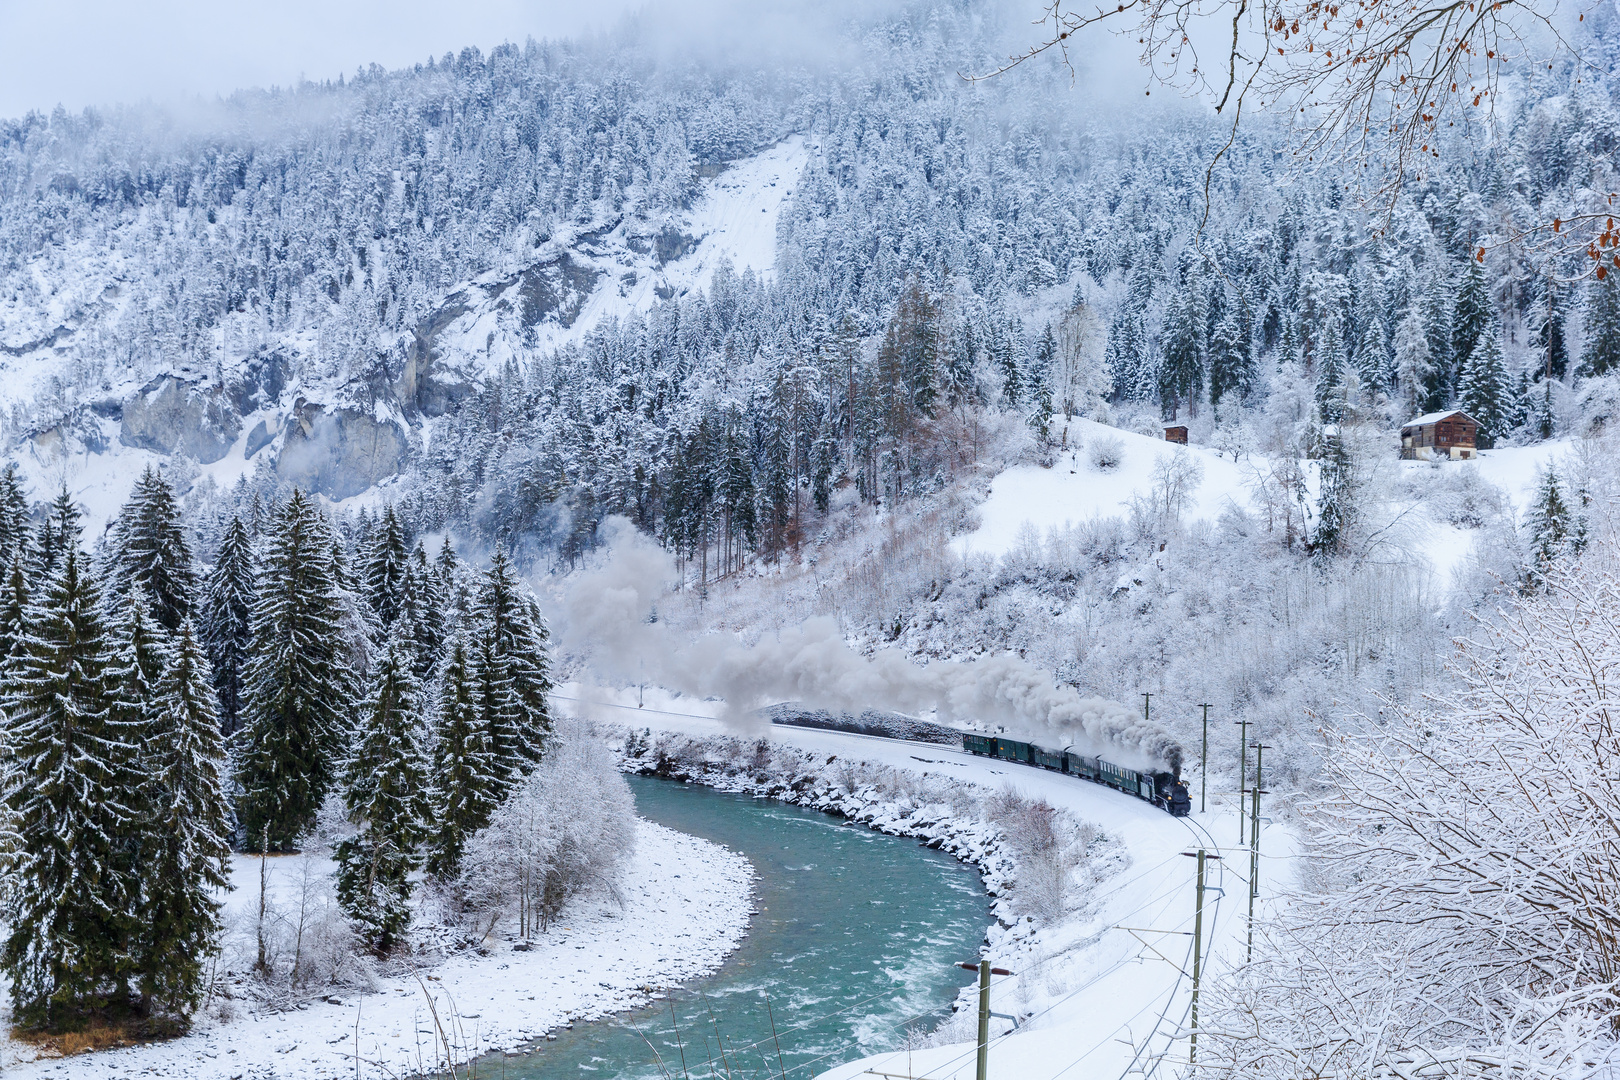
[1202,539,1620,1078]
[986,789,1090,923]
[456,724,636,939]
[1088,435,1124,470]
[1425,465,1507,529]
[229,849,374,1000]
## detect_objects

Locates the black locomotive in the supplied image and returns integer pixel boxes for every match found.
[961,733,1192,816]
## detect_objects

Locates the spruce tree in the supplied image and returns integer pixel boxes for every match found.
[1451,258,1492,378]
[1580,270,1620,377]
[237,491,353,850]
[0,462,30,571]
[1393,305,1433,418]
[402,543,446,684]
[0,550,27,667]
[362,505,410,631]
[1526,467,1572,580]
[1,492,138,1028]
[1313,433,1355,559]
[1158,288,1204,417]
[1314,317,1349,425]
[136,621,230,1021]
[1421,275,1454,411]
[425,631,498,878]
[106,466,198,632]
[479,549,554,775]
[1208,310,1253,405]
[470,625,523,801]
[1457,329,1515,448]
[199,515,255,738]
[335,632,430,952]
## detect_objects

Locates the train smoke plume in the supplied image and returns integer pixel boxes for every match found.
[562,518,1184,772]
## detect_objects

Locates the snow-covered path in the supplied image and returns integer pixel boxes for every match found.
[570,685,1292,1080]
[0,820,754,1080]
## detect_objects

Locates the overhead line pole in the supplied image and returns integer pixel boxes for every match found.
[955,960,1014,1080]
[1196,704,1213,814]
[1248,742,1271,964]
[1233,718,1251,844]
[1180,848,1218,1067]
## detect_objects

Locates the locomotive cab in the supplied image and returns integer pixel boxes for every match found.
[1154,770,1193,817]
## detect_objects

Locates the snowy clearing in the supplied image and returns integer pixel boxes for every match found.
[954,418,1257,558]
[569,684,1294,1080]
[959,418,1585,594]
[0,819,754,1080]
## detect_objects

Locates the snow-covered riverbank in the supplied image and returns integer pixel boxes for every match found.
[571,685,1293,1080]
[0,819,754,1080]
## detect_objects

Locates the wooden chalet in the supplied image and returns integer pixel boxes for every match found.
[1163,425,1189,445]
[1400,409,1479,461]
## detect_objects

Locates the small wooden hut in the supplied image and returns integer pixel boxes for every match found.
[1400,410,1479,460]
[1164,426,1189,445]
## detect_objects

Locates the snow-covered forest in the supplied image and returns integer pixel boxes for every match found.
[0,465,644,1037]
[4,0,1620,1072]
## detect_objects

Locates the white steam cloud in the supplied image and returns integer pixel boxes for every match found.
[562,518,1184,773]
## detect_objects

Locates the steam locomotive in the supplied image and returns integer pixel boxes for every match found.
[961,734,1192,817]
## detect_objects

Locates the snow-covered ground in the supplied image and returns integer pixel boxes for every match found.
[570,683,1291,1080]
[539,135,808,351]
[0,819,754,1080]
[959,417,1582,594]
[954,418,1256,558]
[1402,438,1572,584]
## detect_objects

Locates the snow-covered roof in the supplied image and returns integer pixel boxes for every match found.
[1402,409,1478,429]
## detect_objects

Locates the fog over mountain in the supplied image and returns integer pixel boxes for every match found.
[0,0,1616,571]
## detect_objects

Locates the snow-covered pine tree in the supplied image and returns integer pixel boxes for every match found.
[1354,313,1389,391]
[102,590,171,765]
[1,490,138,1029]
[237,491,354,850]
[1314,317,1349,425]
[1450,257,1492,380]
[0,463,30,571]
[1421,275,1454,411]
[362,505,409,631]
[1208,309,1253,406]
[1393,305,1433,419]
[135,620,230,1022]
[1531,274,1570,381]
[479,549,554,774]
[1457,328,1515,447]
[1525,467,1572,581]
[1159,287,1204,418]
[0,550,27,667]
[425,630,498,878]
[105,466,198,632]
[199,514,255,738]
[1029,324,1056,440]
[470,623,523,801]
[1313,432,1355,559]
[402,543,446,684]
[1579,269,1620,377]
[335,631,430,952]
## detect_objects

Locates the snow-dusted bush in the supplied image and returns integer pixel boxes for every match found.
[1088,435,1124,470]
[1201,539,1620,1079]
[985,789,1092,923]
[456,725,636,939]
[1423,465,1508,530]
[229,849,374,1000]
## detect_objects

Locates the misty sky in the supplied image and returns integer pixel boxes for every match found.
[0,0,644,120]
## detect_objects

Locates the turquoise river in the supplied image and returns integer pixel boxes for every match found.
[486,773,989,1078]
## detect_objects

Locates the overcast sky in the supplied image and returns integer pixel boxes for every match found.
[0,0,648,120]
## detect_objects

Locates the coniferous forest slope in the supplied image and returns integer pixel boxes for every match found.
[5,0,1620,1070]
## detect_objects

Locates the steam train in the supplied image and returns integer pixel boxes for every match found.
[961,734,1192,817]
